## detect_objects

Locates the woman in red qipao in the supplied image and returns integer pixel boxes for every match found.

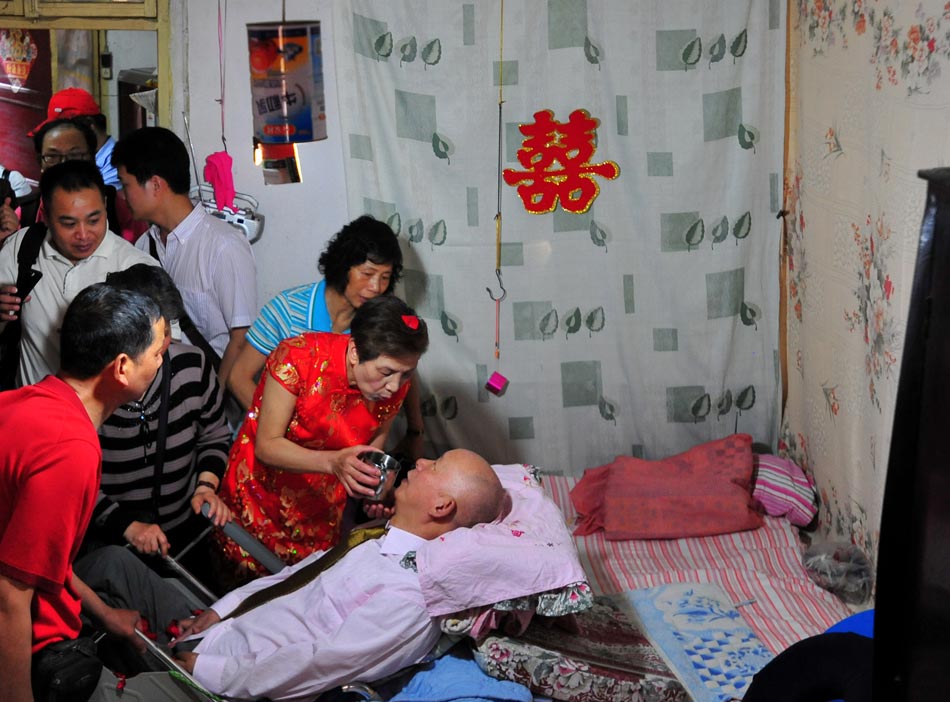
[216,295,429,580]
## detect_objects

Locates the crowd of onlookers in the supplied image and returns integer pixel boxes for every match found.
[0,88,505,702]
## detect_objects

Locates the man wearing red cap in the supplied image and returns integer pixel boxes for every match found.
[31,87,119,188]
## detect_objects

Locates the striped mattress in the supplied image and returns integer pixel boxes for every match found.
[543,474,852,654]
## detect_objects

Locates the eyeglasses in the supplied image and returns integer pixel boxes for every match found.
[39,151,90,166]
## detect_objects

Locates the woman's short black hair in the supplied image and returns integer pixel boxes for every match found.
[106,263,186,323]
[350,296,428,363]
[60,283,161,379]
[318,216,403,295]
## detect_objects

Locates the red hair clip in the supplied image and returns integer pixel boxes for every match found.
[402,314,420,330]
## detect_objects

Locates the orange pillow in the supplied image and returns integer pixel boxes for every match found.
[571,434,763,540]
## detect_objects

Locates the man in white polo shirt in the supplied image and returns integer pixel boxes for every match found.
[0,160,157,387]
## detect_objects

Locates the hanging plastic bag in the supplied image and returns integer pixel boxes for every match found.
[803,543,873,604]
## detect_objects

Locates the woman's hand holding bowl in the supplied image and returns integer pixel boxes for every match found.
[330,445,382,498]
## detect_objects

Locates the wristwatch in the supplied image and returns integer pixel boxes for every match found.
[405,426,424,437]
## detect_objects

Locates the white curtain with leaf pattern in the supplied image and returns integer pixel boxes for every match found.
[330,0,785,474]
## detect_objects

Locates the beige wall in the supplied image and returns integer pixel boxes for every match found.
[171,0,349,305]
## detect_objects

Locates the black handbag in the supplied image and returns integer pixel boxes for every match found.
[31,636,103,702]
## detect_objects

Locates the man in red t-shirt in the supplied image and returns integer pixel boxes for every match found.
[0,282,166,702]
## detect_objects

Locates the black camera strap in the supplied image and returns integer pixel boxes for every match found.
[0,221,47,389]
[149,349,173,520]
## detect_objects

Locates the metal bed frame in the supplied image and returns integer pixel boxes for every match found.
[87,505,414,702]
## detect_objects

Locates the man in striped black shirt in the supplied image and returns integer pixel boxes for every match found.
[84,264,233,569]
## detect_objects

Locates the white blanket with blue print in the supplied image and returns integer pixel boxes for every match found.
[622,583,774,702]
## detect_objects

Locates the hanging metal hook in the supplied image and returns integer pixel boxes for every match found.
[486,268,507,302]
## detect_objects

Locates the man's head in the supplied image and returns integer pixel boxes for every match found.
[112,126,191,198]
[59,283,165,400]
[29,87,102,138]
[390,449,506,539]
[70,113,109,148]
[33,118,97,172]
[113,127,191,224]
[106,263,185,326]
[39,160,110,263]
[319,216,403,303]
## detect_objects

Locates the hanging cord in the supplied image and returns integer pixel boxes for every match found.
[182,113,205,205]
[486,0,507,361]
[217,0,228,152]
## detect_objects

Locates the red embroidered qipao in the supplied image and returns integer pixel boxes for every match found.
[217,333,407,575]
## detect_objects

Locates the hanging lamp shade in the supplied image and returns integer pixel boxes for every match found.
[247,21,327,144]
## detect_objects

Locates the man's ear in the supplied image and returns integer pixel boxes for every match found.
[147,174,167,196]
[429,494,457,521]
[111,353,132,388]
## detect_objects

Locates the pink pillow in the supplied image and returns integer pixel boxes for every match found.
[571,434,763,540]
[568,464,609,537]
[751,453,817,527]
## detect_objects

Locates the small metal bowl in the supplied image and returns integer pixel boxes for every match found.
[358,450,401,500]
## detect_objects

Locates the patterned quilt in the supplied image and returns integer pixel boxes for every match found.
[473,475,852,702]
[474,594,689,702]
[624,583,774,702]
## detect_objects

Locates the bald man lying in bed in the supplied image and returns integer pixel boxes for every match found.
[81,449,505,702]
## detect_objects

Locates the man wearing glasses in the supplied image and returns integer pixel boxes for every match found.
[0,160,157,388]
[0,119,144,249]
[0,119,93,249]
[33,87,121,188]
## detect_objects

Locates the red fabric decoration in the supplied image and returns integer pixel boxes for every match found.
[401,314,420,330]
[503,109,620,215]
[571,434,762,540]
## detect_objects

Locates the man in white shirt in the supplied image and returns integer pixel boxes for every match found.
[112,126,258,391]
[0,160,158,387]
[80,449,505,702]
